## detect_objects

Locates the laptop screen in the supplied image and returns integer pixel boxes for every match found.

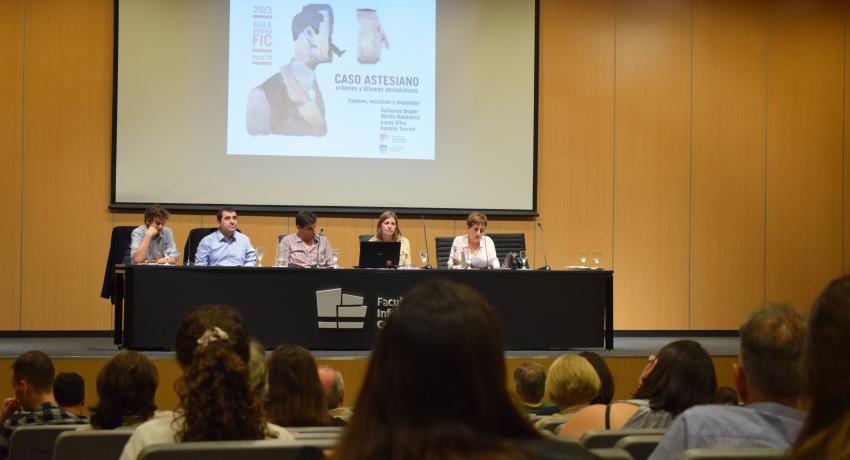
[358,241,402,268]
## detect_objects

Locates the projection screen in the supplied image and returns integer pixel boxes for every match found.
[112,0,538,214]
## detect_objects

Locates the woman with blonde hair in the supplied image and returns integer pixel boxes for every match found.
[533,355,600,432]
[370,211,411,266]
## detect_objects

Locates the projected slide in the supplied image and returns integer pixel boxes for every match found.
[226,1,436,160]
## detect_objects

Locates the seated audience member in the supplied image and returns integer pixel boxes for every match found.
[248,339,269,398]
[120,306,293,460]
[85,351,160,430]
[513,362,557,415]
[335,280,593,460]
[194,207,257,266]
[560,340,716,437]
[277,210,334,268]
[369,211,411,266]
[54,372,85,417]
[649,305,806,459]
[579,351,615,405]
[0,351,88,458]
[715,386,740,406]
[534,356,600,432]
[318,365,353,421]
[130,205,179,264]
[788,275,850,460]
[448,212,500,269]
[266,345,340,427]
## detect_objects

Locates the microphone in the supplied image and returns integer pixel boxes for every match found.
[420,215,432,269]
[314,228,324,268]
[536,222,551,271]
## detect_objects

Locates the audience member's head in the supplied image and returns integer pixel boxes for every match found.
[247,339,268,398]
[633,340,716,416]
[265,344,331,427]
[318,365,345,410]
[336,280,539,460]
[715,387,739,406]
[579,351,615,405]
[54,372,85,415]
[789,275,850,460]
[11,350,55,410]
[736,304,806,404]
[89,351,158,429]
[173,305,272,441]
[545,355,600,410]
[513,362,547,406]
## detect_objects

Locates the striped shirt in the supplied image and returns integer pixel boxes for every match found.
[0,402,88,458]
[277,233,334,268]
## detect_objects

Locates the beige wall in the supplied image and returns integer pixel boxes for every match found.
[0,0,846,331]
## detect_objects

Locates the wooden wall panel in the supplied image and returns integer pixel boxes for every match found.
[537,0,615,271]
[0,0,24,330]
[846,1,850,277]
[765,0,844,311]
[613,0,692,329]
[20,0,114,330]
[690,0,767,329]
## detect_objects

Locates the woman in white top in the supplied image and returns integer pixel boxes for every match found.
[448,212,500,269]
[119,306,293,460]
[369,211,411,267]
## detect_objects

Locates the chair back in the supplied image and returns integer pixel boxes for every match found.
[614,435,664,460]
[675,448,787,460]
[9,425,78,460]
[589,448,634,459]
[435,237,454,268]
[358,234,372,243]
[100,226,136,301]
[182,228,217,265]
[488,233,526,262]
[286,426,343,443]
[53,429,133,460]
[581,428,667,449]
[137,440,326,460]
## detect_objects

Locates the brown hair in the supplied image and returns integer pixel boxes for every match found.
[513,362,546,404]
[739,304,806,399]
[335,280,539,460]
[12,350,54,393]
[466,212,488,228]
[788,276,850,460]
[579,351,615,405]
[265,344,332,427]
[633,340,716,416]
[173,305,273,442]
[90,351,158,429]
[374,211,402,241]
[143,205,170,225]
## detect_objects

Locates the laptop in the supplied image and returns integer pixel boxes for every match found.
[357,241,402,268]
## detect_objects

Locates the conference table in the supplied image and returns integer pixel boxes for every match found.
[113,265,614,351]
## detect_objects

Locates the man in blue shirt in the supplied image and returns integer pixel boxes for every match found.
[194,207,257,266]
[648,304,806,459]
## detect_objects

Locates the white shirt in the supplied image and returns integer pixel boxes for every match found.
[448,235,500,269]
[119,412,294,460]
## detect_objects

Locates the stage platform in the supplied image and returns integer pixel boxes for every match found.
[0,335,739,359]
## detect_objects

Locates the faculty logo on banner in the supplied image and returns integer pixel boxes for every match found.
[315,288,368,329]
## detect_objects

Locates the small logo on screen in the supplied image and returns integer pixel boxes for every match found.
[315,288,367,329]
[379,144,388,154]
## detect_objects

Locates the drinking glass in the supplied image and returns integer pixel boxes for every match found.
[591,251,601,269]
[255,248,265,267]
[463,247,471,269]
[332,249,341,268]
[419,249,428,266]
[578,251,588,268]
[519,250,528,269]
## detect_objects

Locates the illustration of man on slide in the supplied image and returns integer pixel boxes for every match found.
[246,4,344,137]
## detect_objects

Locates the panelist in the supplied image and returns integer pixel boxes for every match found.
[278,210,334,268]
[369,211,411,267]
[130,204,179,264]
[448,212,500,269]
[194,207,257,266]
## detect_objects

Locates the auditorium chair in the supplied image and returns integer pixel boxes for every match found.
[285,425,343,442]
[675,448,787,460]
[182,227,217,265]
[581,428,668,449]
[588,448,634,459]
[614,435,664,460]
[8,425,77,460]
[435,237,453,268]
[488,233,526,262]
[53,429,133,460]
[358,234,372,243]
[136,439,333,460]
